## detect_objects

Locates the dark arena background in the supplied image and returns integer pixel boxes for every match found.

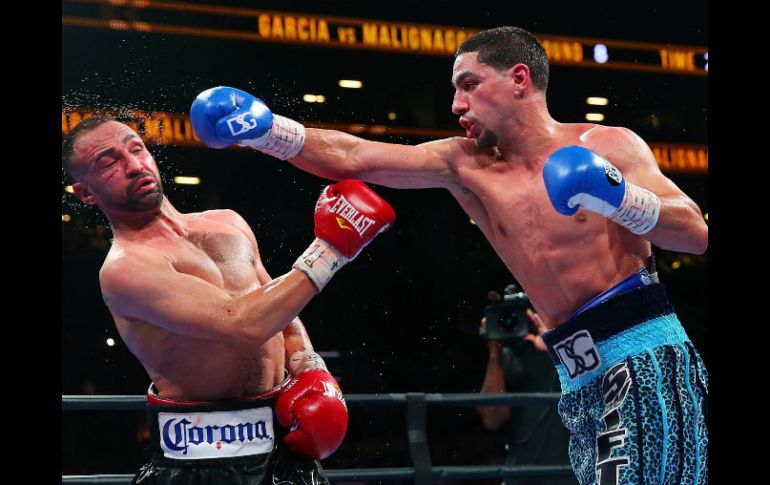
[62,1,707,483]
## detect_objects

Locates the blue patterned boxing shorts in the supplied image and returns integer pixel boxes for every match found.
[542,283,708,485]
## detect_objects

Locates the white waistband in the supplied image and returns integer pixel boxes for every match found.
[158,406,275,460]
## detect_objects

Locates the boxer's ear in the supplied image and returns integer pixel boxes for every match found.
[73,182,97,206]
[509,64,530,99]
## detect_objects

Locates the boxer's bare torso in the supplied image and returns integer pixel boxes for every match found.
[445,123,650,326]
[102,209,286,401]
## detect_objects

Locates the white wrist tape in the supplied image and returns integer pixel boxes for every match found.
[288,351,329,375]
[237,114,306,160]
[292,238,349,292]
[609,183,661,235]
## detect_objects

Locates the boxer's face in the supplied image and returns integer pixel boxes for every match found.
[451,52,512,149]
[72,121,164,212]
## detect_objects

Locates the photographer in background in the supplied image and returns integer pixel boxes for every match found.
[477,284,576,485]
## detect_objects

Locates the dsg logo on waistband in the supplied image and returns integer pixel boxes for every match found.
[159,407,274,459]
[554,330,602,379]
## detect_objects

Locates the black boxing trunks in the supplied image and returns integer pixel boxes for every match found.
[131,381,330,485]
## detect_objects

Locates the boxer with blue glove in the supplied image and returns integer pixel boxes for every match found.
[190,86,306,160]
[543,145,661,236]
[190,25,708,485]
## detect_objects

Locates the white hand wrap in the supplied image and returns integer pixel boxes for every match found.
[292,238,349,292]
[288,351,329,375]
[609,183,661,235]
[236,114,306,160]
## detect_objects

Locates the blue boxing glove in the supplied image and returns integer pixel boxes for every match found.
[190,86,305,160]
[543,146,661,235]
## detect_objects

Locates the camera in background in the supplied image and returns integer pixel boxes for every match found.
[481,283,532,341]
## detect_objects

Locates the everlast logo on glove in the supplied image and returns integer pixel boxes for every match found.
[294,179,395,291]
[329,195,377,237]
[322,380,347,409]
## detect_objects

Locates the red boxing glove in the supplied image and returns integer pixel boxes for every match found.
[314,179,396,259]
[293,179,395,291]
[276,352,348,459]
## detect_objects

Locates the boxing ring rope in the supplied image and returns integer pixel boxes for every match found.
[62,393,575,484]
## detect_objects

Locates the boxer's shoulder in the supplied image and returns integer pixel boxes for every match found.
[194,208,242,223]
[576,124,643,153]
[419,136,476,166]
[190,209,253,235]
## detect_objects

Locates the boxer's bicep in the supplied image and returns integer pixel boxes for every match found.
[99,253,240,343]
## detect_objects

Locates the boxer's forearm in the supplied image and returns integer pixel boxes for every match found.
[189,88,452,188]
[476,345,510,429]
[228,270,318,347]
[283,318,314,359]
[292,128,457,190]
[289,128,370,180]
[640,195,708,254]
[543,145,707,254]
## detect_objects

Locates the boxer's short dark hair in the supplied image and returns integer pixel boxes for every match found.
[457,26,549,92]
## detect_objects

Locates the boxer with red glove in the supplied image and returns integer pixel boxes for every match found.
[273,180,394,458]
[293,179,396,292]
[276,351,347,460]
[190,91,395,289]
